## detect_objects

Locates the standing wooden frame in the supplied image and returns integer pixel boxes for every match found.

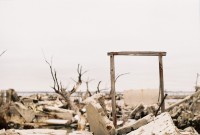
[107,51,166,127]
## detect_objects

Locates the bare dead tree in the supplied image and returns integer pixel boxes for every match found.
[195,73,200,92]
[70,64,87,95]
[85,78,93,97]
[109,72,130,96]
[96,81,102,93]
[44,57,86,110]
[96,81,109,94]
[0,50,6,57]
[82,78,94,100]
[115,72,130,82]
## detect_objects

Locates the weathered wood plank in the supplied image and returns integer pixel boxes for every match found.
[110,55,117,127]
[107,51,166,56]
[159,55,165,112]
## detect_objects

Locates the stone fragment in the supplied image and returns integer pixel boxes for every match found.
[181,127,199,135]
[68,131,93,135]
[127,112,180,135]
[13,102,35,123]
[49,112,73,121]
[15,129,67,135]
[117,114,154,135]
[123,89,159,107]
[43,119,70,125]
[86,102,115,135]
[130,103,144,119]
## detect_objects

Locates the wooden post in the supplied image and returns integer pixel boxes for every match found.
[108,51,166,123]
[110,55,117,127]
[6,90,11,103]
[0,90,3,106]
[159,55,165,112]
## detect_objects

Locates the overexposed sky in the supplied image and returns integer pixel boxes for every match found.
[0,0,200,92]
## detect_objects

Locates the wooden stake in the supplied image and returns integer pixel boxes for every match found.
[159,55,165,112]
[110,55,117,127]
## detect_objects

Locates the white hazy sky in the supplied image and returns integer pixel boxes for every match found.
[0,0,200,92]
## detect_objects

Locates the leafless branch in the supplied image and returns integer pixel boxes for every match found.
[84,77,94,97]
[70,64,87,94]
[109,72,130,96]
[97,81,102,93]
[96,81,109,93]
[0,50,6,57]
[115,72,130,82]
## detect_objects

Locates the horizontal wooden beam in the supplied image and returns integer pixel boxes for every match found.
[107,51,166,56]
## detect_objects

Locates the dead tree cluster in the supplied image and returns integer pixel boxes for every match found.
[45,58,86,111]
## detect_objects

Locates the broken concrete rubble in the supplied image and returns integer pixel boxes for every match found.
[180,127,199,135]
[129,103,144,119]
[86,102,115,135]
[43,119,70,125]
[0,102,35,129]
[117,114,154,135]
[123,89,159,107]
[68,131,93,135]
[43,106,75,114]
[13,102,35,123]
[167,90,200,132]
[127,112,180,135]
[3,129,68,135]
[1,88,200,135]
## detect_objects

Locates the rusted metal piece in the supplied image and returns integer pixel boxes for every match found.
[107,51,166,56]
[110,54,117,127]
[155,94,168,116]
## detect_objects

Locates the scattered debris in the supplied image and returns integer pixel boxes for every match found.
[167,90,200,132]
[1,87,200,134]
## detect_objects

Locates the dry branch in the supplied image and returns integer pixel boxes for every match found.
[96,81,108,93]
[70,64,87,94]
[115,72,130,82]
[85,78,93,97]
[109,72,130,96]
[0,50,6,57]
[96,81,102,93]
